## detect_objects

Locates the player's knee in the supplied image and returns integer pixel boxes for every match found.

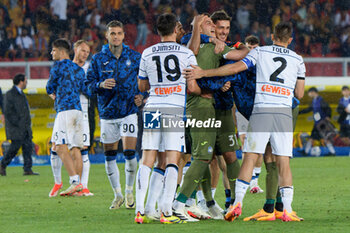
[104,150,118,161]
[123,149,136,160]
[81,149,89,156]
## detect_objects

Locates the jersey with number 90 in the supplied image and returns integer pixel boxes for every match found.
[138,42,197,110]
[242,45,306,113]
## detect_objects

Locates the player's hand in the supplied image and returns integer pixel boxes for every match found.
[193,14,209,29]
[49,93,56,100]
[100,78,116,89]
[0,114,4,123]
[211,37,225,54]
[183,65,205,80]
[134,94,143,107]
[221,81,231,92]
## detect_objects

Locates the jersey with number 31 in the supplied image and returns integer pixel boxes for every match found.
[242,45,306,112]
[138,42,197,109]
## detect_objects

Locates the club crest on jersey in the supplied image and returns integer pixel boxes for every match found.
[126,59,131,67]
[144,110,161,129]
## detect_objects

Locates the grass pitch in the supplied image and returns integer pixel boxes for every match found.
[0,157,350,233]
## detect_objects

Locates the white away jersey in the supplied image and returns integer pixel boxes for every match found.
[242,45,306,112]
[138,42,197,109]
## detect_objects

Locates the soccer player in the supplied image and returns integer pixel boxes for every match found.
[184,22,305,222]
[173,14,248,220]
[235,35,264,194]
[49,40,94,197]
[135,13,200,224]
[299,87,335,155]
[337,86,350,145]
[46,38,85,196]
[86,20,142,209]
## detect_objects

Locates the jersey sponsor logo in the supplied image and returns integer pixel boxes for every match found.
[155,85,182,95]
[261,84,291,96]
[126,59,131,67]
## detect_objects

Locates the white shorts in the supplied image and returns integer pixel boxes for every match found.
[236,111,249,136]
[81,94,90,146]
[243,113,293,157]
[142,114,185,152]
[51,110,84,150]
[100,113,138,144]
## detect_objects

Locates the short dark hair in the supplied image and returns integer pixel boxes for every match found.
[157,13,177,36]
[13,73,25,85]
[245,35,260,45]
[106,20,124,31]
[211,10,231,24]
[52,38,71,53]
[274,22,292,42]
[342,85,349,91]
[308,87,318,93]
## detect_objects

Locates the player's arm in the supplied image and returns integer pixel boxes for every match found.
[187,15,209,55]
[294,79,305,99]
[46,64,58,98]
[138,78,150,92]
[224,43,249,61]
[184,61,248,80]
[187,79,201,95]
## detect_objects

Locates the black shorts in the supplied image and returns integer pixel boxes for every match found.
[310,126,322,140]
[340,124,350,138]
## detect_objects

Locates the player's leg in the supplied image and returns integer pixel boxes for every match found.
[249,154,264,193]
[49,143,63,197]
[135,149,157,223]
[56,144,82,195]
[243,145,277,221]
[216,155,231,209]
[145,152,166,219]
[216,109,241,209]
[100,119,124,209]
[81,111,93,196]
[135,125,160,223]
[225,114,270,221]
[121,113,138,208]
[159,150,182,218]
[55,111,82,196]
[271,128,303,222]
[209,156,219,198]
[70,147,83,179]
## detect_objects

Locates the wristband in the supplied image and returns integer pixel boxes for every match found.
[233,42,243,49]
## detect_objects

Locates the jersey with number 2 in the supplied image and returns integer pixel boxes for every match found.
[138,42,197,109]
[242,45,306,111]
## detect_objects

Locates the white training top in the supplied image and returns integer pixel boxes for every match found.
[80,61,90,113]
[242,45,306,114]
[138,42,197,109]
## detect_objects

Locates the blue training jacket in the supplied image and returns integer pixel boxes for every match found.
[86,43,141,120]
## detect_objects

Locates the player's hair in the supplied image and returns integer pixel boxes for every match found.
[211,10,231,24]
[52,38,71,53]
[157,13,177,36]
[342,85,349,91]
[106,20,124,31]
[308,87,318,93]
[273,22,292,42]
[74,40,89,49]
[245,35,260,45]
[13,73,25,85]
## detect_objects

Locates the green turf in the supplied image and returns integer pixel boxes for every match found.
[0,157,350,233]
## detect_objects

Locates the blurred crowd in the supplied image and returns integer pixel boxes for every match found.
[0,0,350,61]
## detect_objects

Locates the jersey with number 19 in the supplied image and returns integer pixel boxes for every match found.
[242,45,306,157]
[138,42,197,152]
[139,42,197,110]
